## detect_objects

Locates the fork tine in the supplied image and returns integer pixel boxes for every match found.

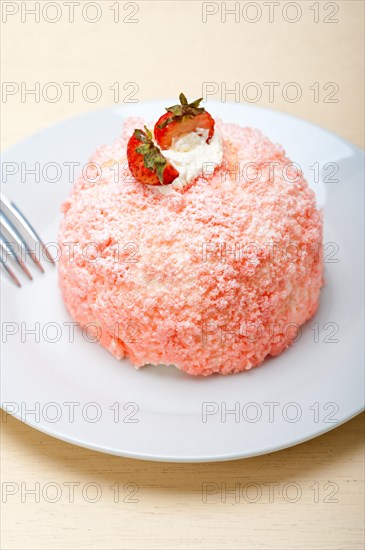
[0,211,44,273]
[0,236,33,280]
[0,256,21,287]
[0,193,55,266]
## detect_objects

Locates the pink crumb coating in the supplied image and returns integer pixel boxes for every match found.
[58,117,323,376]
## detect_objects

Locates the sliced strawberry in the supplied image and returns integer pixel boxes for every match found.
[154,93,215,150]
[127,127,179,186]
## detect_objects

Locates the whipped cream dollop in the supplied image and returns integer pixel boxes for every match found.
[152,128,223,195]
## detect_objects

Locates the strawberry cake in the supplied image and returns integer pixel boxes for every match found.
[58,94,323,376]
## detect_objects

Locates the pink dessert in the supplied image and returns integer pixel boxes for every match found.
[58,96,323,376]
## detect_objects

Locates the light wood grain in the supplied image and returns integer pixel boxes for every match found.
[1,1,364,549]
[1,413,364,550]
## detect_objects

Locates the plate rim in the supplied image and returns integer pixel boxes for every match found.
[3,404,363,463]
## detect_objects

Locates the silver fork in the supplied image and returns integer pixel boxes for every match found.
[0,193,55,287]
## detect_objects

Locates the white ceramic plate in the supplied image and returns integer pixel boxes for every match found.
[1,101,364,462]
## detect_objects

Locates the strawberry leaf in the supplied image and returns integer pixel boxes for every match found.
[133,127,170,184]
[179,92,188,105]
[157,116,175,129]
[144,126,153,140]
[158,93,206,129]
[190,97,203,109]
[134,129,148,142]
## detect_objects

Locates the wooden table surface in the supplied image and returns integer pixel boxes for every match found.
[1,2,364,549]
